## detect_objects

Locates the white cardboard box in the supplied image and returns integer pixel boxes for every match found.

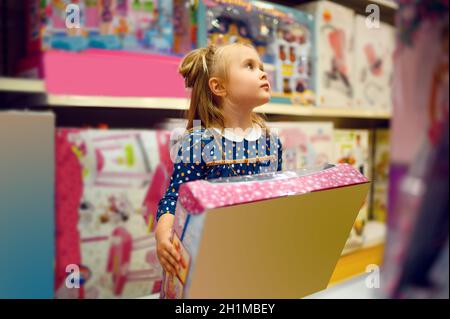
[300,1,355,108]
[353,15,395,111]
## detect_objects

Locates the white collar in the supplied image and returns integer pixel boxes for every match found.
[212,124,263,142]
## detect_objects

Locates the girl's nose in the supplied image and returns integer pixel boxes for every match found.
[260,70,268,81]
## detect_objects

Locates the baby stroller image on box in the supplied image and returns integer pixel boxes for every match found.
[323,26,352,97]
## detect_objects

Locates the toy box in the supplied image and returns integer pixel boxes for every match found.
[300,1,355,108]
[41,0,174,54]
[173,0,197,55]
[194,0,316,104]
[160,164,369,298]
[353,15,395,111]
[271,121,334,170]
[333,129,371,245]
[372,129,390,222]
[55,128,173,298]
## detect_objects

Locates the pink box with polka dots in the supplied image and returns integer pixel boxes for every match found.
[161,164,370,299]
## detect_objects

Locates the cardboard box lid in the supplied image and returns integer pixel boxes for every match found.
[179,163,368,214]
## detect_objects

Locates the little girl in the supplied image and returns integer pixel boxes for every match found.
[155,42,283,276]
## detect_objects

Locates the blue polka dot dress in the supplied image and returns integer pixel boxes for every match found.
[156,126,283,221]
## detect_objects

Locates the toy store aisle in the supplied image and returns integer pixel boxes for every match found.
[0,0,448,299]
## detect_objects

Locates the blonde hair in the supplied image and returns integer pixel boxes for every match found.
[178,43,267,131]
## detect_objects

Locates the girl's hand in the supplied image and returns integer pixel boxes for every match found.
[155,213,181,277]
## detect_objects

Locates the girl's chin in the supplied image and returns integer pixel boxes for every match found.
[258,95,271,105]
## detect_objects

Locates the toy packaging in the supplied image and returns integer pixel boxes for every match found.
[270,121,334,170]
[197,0,316,104]
[300,1,355,108]
[353,15,395,111]
[372,129,390,222]
[41,0,174,54]
[160,164,369,298]
[173,0,197,55]
[55,128,173,298]
[333,129,371,246]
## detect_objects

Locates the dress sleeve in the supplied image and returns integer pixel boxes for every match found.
[156,131,206,222]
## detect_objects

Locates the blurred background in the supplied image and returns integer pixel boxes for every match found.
[0,0,448,299]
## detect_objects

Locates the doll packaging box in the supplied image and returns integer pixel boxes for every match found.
[194,0,316,104]
[41,0,174,54]
[300,1,355,108]
[372,129,390,222]
[55,128,173,298]
[333,129,372,246]
[161,164,370,298]
[272,121,334,170]
[353,15,395,111]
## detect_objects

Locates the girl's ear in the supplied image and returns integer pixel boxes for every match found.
[208,77,227,97]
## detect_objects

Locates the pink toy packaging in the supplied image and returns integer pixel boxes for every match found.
[160,164,370,298]
[55,128,173,298]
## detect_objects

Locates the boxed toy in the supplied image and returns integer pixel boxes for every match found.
[55,128,173,298]
[333,129,371,245]
[372,129,390,222]
[353,15,395,111]
[173,0,197,55]
[271,121,334,170]
[300,1,355,108]
[41,0,174,54]
[195,0,316,104]
[160,164,370,298]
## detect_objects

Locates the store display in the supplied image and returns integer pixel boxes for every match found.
[8,0,449,301]
[353,15,395,111]
[271,121,334,170]
[41,0,174,54]
[372,129,390,222]
[333,129,371,244]
[55,128,173,298]
[197,0,315,103]
[300,0,354,108]
[160,164,369,298]
[173,0,197,55]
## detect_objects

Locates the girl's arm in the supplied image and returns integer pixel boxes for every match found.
[155,131,206,275]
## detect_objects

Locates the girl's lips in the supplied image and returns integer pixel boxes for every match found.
[260,83,270,90]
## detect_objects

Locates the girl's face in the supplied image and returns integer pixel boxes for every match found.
[224,45,271,109]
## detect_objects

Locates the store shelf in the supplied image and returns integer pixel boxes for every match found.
[0,77,391,120]
[329,243,385,287]
[341,221,387,256]
[138,293,160,299]
[327,221,386,286]
[47,94,391,119]
[0,77,45,93]
[367,0,398,10]
[306,273,381,299]
[47,94,189,110]
[259,103,391,120]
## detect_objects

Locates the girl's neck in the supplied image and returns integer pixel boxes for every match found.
[221,99,254,130]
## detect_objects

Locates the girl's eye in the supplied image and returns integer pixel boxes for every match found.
[246,63,254,70]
